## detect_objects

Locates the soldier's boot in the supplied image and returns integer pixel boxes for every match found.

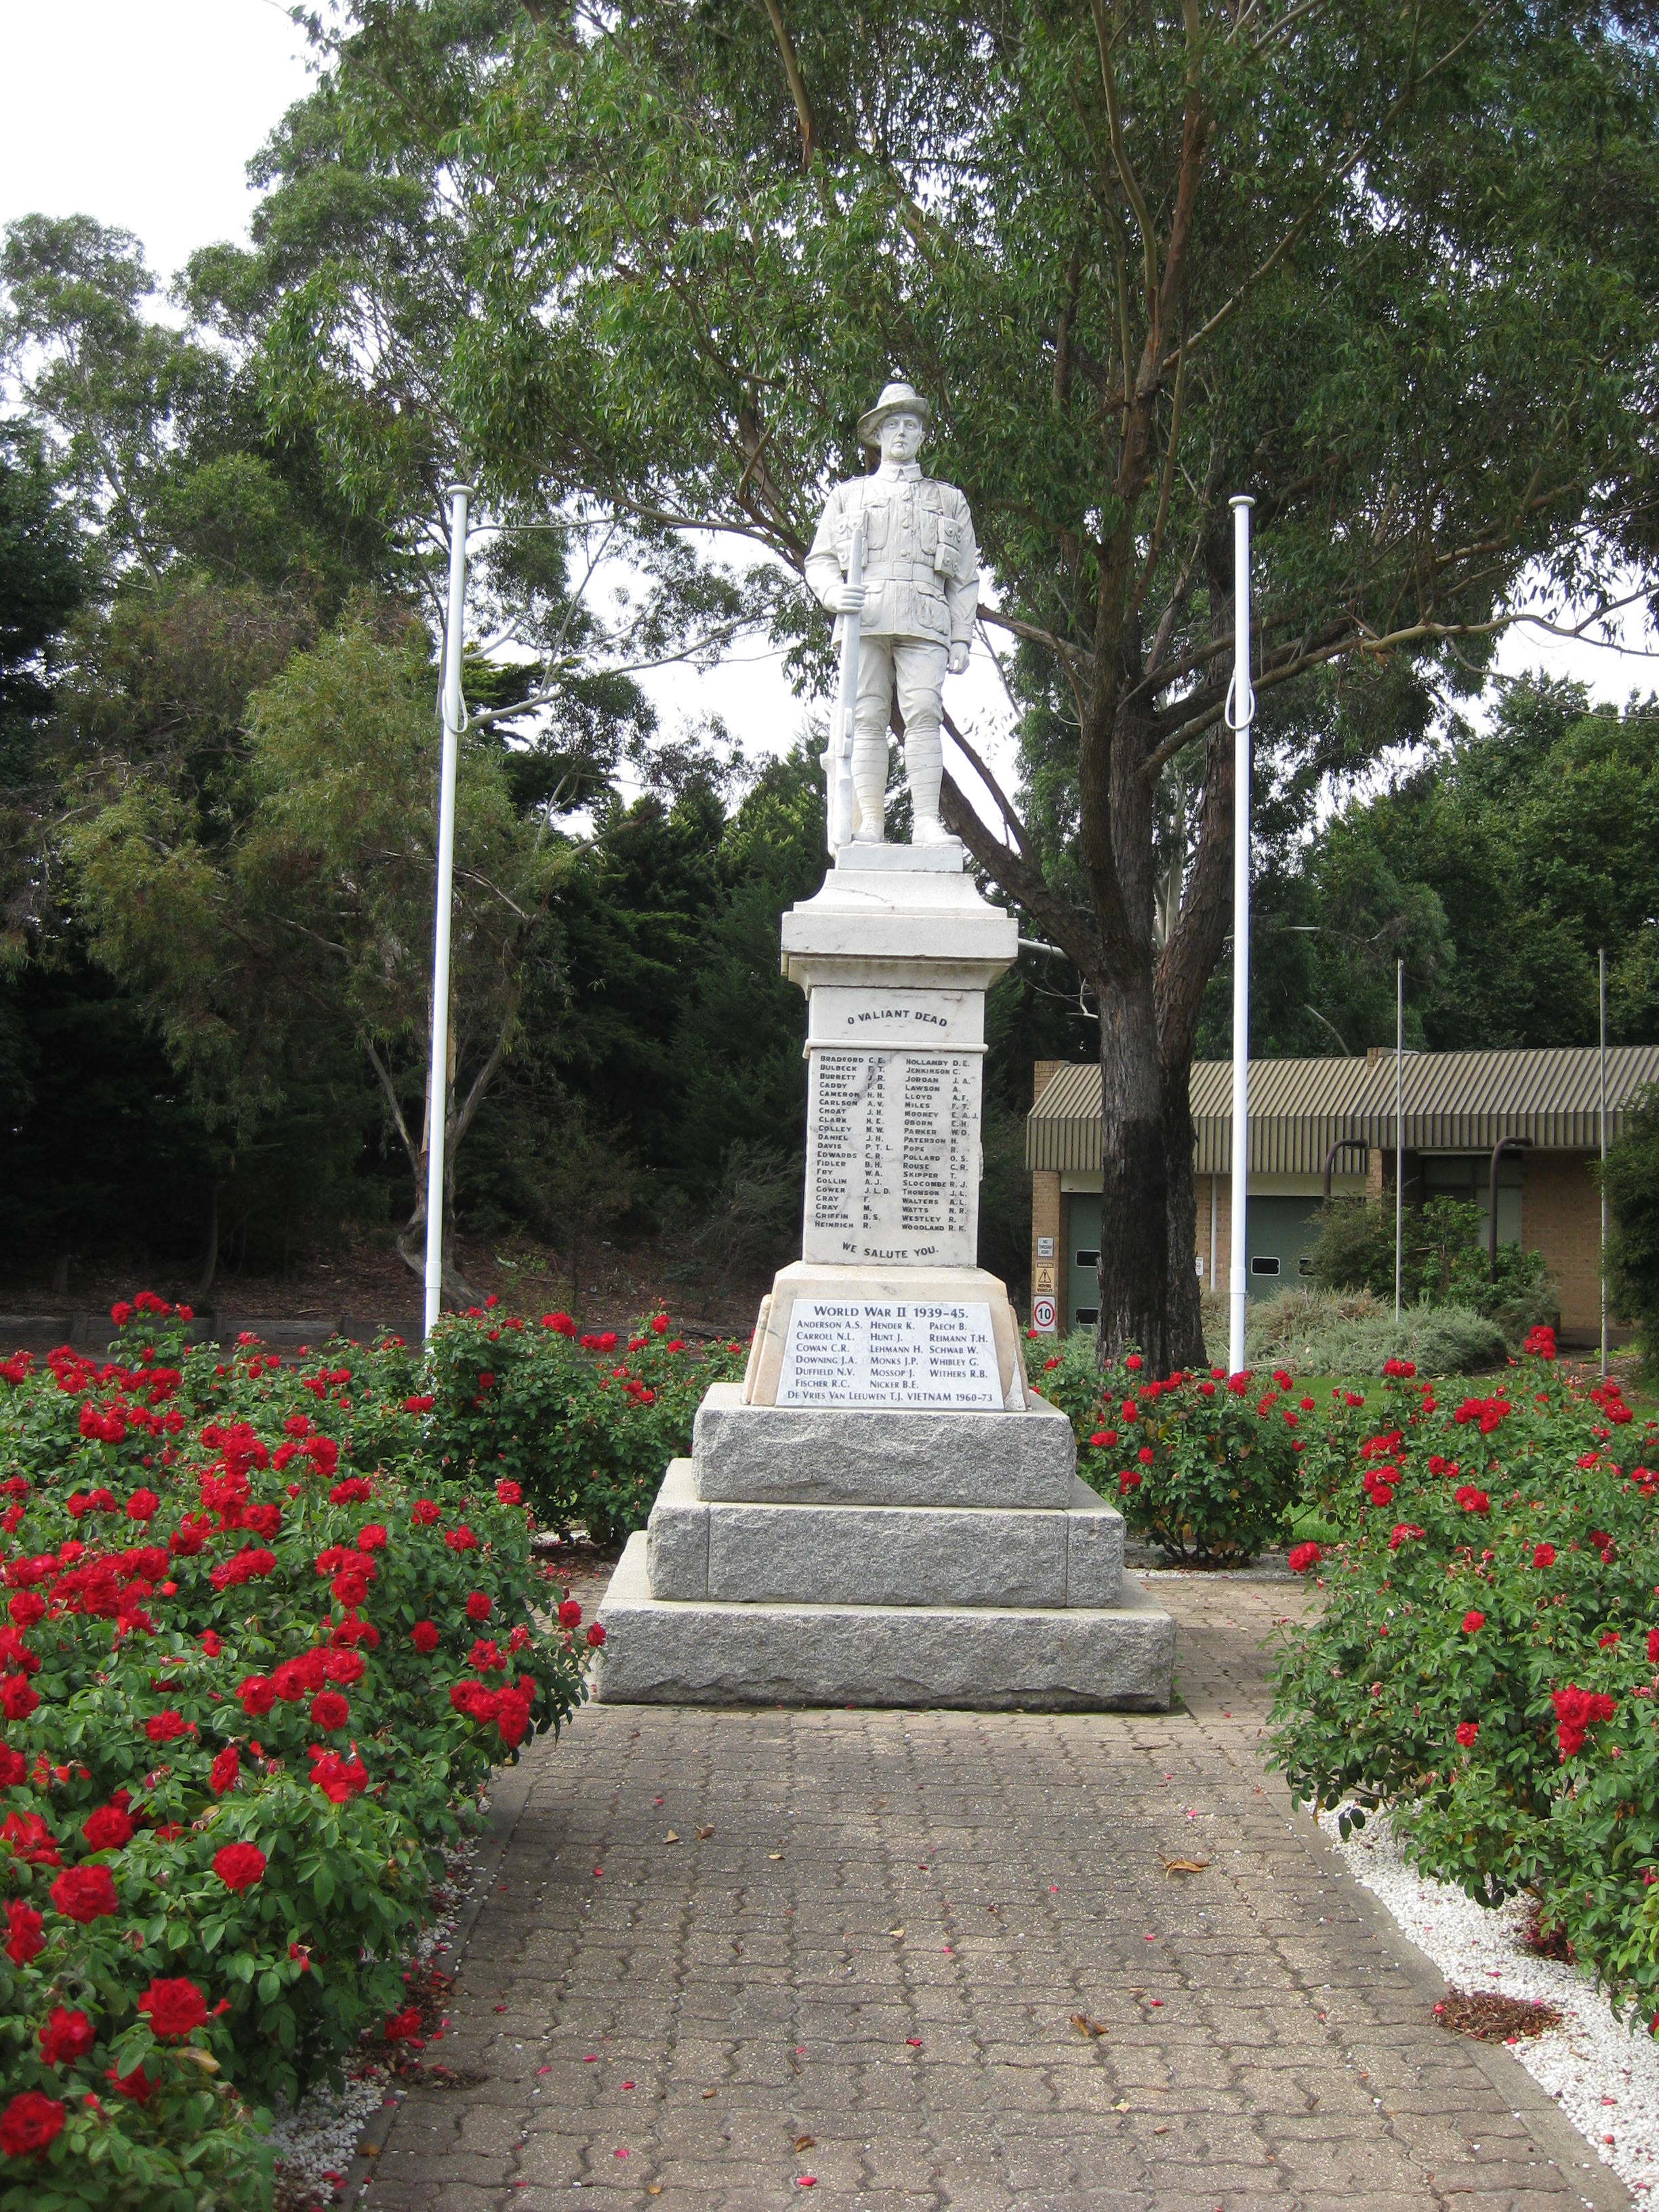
[906,718,949,842]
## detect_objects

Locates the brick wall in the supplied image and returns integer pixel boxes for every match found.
[1193,1173,1231,1290]
[1521,1151,1603,1341]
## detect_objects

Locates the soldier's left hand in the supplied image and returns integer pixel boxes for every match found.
[946,642,970,675]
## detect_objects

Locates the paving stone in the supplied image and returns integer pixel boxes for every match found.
[354,1569,1631,2211]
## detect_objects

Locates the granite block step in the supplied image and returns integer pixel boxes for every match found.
[644,1458,1124,1609]
[691,1381,1076,1509]
[592,1532,1174,1711]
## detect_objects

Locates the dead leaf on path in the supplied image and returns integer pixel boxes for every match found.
[1159,1856,1210,1877]
[697,1825,714,1840]
[1112,2099,1130,2113]
[702,2089,717,2100]
[1069,2014,1107,2041]
[794,2136,816,2152]
[769,1852,783,1861]
[1433,1990,1561,2041]
[663,1830,680,1844]
[888,1927,904,1939]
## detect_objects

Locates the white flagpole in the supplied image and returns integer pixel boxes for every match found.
[1600,944,1608,1380]
[424,484,472,1340]
[1226,495,1255,1376]
[1395,958,1404,1323]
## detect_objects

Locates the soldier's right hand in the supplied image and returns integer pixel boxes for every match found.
[836,583,867,616]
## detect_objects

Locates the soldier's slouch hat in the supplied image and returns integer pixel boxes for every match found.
[857,381,931,448]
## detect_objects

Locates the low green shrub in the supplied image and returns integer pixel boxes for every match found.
[421,1307,747,1544]
[0,1296,595,2210]
[1306,1197,1557,1338]
[1269,1335,1659,2027]
[1029,1333,1303,1563]
[1230,1290,1509,1378]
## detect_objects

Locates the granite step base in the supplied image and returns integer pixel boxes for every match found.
[646,1458,1125,1609]
[590,1532,1175,1711]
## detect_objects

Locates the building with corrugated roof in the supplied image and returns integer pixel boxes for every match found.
[1025,1045,1659,1343]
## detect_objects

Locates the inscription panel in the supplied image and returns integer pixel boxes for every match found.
[803,1047,981,1266]
[777,1300,1002,1410]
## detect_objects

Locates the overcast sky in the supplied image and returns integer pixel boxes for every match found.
[4,3,1654,823]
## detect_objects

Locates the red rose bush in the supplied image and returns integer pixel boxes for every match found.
[0,1297,602,2207]
[1269,1346,1659,2028]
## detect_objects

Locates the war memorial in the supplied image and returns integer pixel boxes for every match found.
[592,385,1174,1711]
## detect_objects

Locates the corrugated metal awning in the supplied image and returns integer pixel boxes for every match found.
[1027,1044,1659,1175]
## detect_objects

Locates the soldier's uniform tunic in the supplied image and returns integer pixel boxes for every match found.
[806,462,980,840]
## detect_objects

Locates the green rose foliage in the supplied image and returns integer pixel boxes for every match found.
[0,1294,607,2209]
[422,1307,747,1546]
[1031,1332,1303,1563]
[1268,1347,1659,2026]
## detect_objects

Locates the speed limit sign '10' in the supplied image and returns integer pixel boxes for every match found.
[1031,1296,1057,1334]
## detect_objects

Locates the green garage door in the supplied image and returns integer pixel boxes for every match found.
[1067,1194,1102,1329]
[1245,1196,1319,1298]
[1064,1191,1317,1324]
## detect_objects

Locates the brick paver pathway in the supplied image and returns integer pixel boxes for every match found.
[359,1572,1627,2212]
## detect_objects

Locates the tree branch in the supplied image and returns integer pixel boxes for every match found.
[759,0,817,169]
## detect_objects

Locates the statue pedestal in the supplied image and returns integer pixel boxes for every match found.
[592,842,1174,1711]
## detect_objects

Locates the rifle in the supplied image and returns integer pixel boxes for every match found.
[825,518,864,855]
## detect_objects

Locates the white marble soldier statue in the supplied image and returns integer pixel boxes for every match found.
[806,382,980,844]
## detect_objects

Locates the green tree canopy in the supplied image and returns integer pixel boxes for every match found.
[220,0,1659,1364]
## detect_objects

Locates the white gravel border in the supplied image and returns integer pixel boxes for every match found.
[265,1830,481,2209]
[1322,1803,1659,2200]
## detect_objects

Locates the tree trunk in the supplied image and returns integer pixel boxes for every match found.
[1096,968,1175,1372]
[394,1187,479,1307]
[192,1183,221,1305]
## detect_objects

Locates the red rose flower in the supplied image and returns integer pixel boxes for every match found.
[330,1477,373,1504]
[356,1523,387,1552]
[209,1745,240,1795]
[557,1599,582,1630]
[39,2007,94,2066]
[237,1676,276,1718]
[331,1563,371,1607]
[1286,1542,1322,1575]
[308,1748,368,1803]
[1461,1610,1485,1634]
[466,1592,491,1622]
[586,1622,607,1648]
[105,2064,155,2104]
[496,1480,522,1505]
[212,1843,267,1893]
[0,1675,39,1721]
[5,1899,43,1965]
[144,1710,194,1744]
[81,1804,134,1852]
[138,1978,207,2037]
[324,1648,365,1685]
[49,1864,118,1923]
[384,2005,424,2043]
[311,1691,350,1730]
[543,1313,577,1336]
[0,2090,65,2157]
[1533,1543,1557,1569]
[199,1629,222,1657]
[0,1745,26,1788]
[2,1811,60,1866]
[1648,1629,1659,1666]
[1454,1721,1479,1748]
[125,1489,159,1522]
[444,1525,478,1553]
[411,1499,441,1525]
[410,1620,439,1654]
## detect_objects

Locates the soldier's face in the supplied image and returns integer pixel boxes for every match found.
[879,411,926,464]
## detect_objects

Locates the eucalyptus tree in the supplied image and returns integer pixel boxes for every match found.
[247,0,1659,1366]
